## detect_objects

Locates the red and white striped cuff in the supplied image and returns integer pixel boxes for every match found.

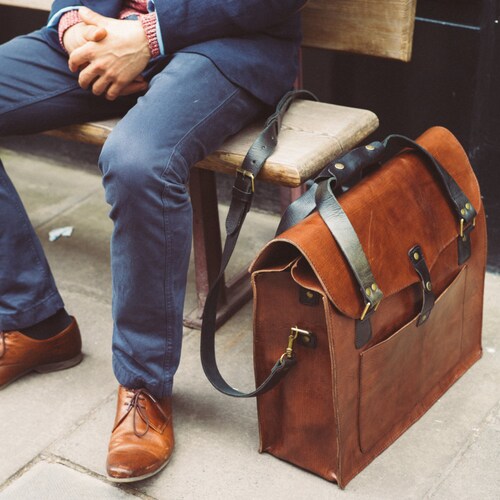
[58,10,82,52]
[140,13,160,58]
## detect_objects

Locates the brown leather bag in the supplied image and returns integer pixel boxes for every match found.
[249,126,486,487]
[201,105,486,487]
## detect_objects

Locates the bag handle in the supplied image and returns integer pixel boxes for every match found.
[277,135,477,235]
[200,90,318,398]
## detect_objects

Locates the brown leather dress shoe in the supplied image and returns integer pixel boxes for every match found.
[0,317,82,390]
[106,386,174,483]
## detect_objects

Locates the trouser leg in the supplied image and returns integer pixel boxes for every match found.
[99,52,266,398]
[0,29,135,330]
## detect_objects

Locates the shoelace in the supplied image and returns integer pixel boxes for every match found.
[124,388,168,438]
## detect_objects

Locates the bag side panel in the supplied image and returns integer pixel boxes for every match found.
[253,269,339,482]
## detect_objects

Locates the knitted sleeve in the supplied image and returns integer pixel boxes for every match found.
[139,13,161,58]
[58,10,82,51]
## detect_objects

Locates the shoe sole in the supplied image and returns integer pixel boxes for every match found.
[34,352,84,373]
[0,352,83,390]
[106,455,172,483]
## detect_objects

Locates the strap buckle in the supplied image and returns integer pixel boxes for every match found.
[460,217,476,238]
[236,167,255,193]
[360,299,381,322]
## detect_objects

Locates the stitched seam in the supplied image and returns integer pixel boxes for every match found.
[158,87,241,397]
[0,291,61,319]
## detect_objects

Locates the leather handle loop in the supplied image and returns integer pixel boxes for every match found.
[316,141,385,188]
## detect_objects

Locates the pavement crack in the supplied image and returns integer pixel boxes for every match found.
[0,456,43,495]
[42,454,156,499]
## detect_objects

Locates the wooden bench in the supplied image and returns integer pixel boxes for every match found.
[1,0,416,329]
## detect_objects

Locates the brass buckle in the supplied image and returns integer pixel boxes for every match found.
[236,168,255,193]
[360,300,381,322]
[460,217,476,238]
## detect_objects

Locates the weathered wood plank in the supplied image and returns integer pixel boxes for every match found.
[47,101,379,187]
[0,0,51,10]
[302,0,417,61]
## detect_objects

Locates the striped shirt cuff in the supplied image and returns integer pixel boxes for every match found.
[140,13,160,58]
[58,10,82,52]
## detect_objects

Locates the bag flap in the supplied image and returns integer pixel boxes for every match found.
[251,126,483,319]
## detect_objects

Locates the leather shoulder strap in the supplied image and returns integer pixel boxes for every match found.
[200,90,317,398]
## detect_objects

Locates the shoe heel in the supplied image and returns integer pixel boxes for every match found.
[35,352,83,373]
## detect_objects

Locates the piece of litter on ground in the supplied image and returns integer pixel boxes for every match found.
[49,226,74,242]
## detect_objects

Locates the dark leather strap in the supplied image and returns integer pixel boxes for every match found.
[408,245,436,326]
[315,179,383,310]
[383,135,477,225]
[315,178,383,348]
[200,90,317,398]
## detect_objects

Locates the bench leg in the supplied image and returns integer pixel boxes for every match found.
[183,168,252,330]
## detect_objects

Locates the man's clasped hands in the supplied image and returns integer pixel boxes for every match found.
[63,7,151,101]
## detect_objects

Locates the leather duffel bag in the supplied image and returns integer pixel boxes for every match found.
[201,92,486,488]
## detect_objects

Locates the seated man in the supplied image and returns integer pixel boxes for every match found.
[0,0,305,483]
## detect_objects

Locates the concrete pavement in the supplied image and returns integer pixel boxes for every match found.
[0,144,499,499]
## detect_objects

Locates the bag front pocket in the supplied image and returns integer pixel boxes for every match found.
[358,266,468,453]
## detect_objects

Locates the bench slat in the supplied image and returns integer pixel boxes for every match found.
[47,101,378,187]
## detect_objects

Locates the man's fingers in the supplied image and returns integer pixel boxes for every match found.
[90,75,113,96]
[84,25,107,43]
[78,63,101,90]
[118,80,149,97]
[78,7,107,27]
[68,45,93,72]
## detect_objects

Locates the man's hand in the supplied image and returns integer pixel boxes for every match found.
[68,8,151,101]
[62,21,107,56]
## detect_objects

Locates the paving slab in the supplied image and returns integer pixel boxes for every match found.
[0,290,116,485]
[427,403,500,500]
[1,148,100,230]
[0,462,137,499]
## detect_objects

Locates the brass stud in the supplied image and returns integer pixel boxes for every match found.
[371,283,378,291]
[421,314,427,322]
[426,281,432,292]
[365,144,375,151]
[461,208,466,216]
[465,203,471,210]
[462,235,468,242]
[365,288,372,297]
[334,162,345,170]
[306,291,314,299]
[302,336,310,343]
[413,252,420,261]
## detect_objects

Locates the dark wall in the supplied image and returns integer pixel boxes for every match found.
[303,0,499,271]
